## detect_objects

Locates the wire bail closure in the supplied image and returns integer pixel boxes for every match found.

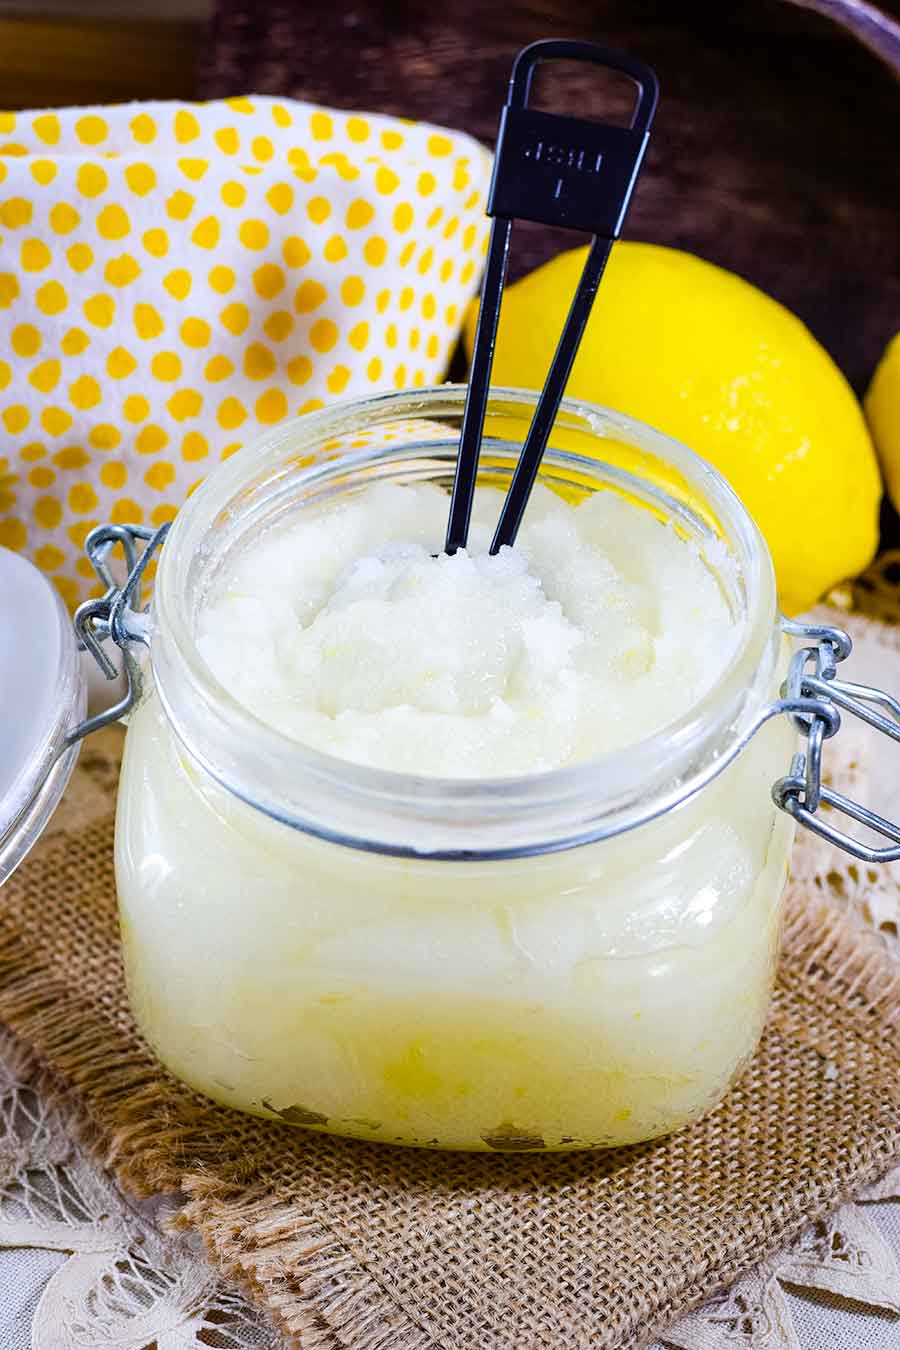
[773,619,900,863]
[63,521,170,749]
[444,39,660,557]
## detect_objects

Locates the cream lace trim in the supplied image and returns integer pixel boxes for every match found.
[662,1187,900,1349]
[662,606,900,1347]
[2,604,899,1349]
[0,1032,278,1349]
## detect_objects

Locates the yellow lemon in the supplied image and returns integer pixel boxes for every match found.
[866,331,900,515]
[466,242,881,615]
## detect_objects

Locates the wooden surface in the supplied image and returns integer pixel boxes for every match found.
[202,0,900,399]
[0,1,896,548]
[0,12,203,109]
[785,0,900,67]
[2,2,896,390]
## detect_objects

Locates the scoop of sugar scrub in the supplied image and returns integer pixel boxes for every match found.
[197,481,736,777]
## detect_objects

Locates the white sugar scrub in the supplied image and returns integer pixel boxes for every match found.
[115,398,796,1152]
[196,482,738,777]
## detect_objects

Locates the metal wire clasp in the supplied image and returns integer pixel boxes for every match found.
[773,618,900,863]
[64,521,171,749]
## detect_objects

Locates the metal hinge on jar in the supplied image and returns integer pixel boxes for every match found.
[64,521,170,748]
[773,619,900,863]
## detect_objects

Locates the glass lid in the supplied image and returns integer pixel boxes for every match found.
[0,546,85,885]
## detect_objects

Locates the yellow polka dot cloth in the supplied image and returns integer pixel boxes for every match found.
[0,96,492,608]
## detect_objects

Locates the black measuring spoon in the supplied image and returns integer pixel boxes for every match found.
[443,39,659,557]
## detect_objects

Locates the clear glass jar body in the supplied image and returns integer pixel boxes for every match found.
[115,388,795,1151]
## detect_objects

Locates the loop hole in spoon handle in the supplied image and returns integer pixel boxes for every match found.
[444,38,659,556]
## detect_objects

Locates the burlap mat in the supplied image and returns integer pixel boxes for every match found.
[4,578,900,1349]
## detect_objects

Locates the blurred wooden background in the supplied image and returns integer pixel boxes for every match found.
[0,1,208,108]
[201,0,900,396]
[2,0,899,545]
[2,0,897,386]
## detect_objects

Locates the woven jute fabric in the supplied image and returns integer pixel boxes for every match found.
[3,591,900,1349]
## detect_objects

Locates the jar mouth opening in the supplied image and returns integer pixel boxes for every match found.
[151,386,779,858]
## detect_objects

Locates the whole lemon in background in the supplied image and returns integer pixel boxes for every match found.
[866,332,900,515]
[465,242,881,616]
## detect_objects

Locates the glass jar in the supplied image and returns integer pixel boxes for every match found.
[56,388,900,1152]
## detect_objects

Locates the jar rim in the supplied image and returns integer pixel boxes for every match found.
[150,385,780,859]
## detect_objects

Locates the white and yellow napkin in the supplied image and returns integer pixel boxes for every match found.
[0,96,492,606]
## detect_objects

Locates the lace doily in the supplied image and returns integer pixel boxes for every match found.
[660,1186,900,1350]
[0,1032,278,1349]
[2,603,899,1349]
[2,1028,899,1350]
[657,605,900,1348]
